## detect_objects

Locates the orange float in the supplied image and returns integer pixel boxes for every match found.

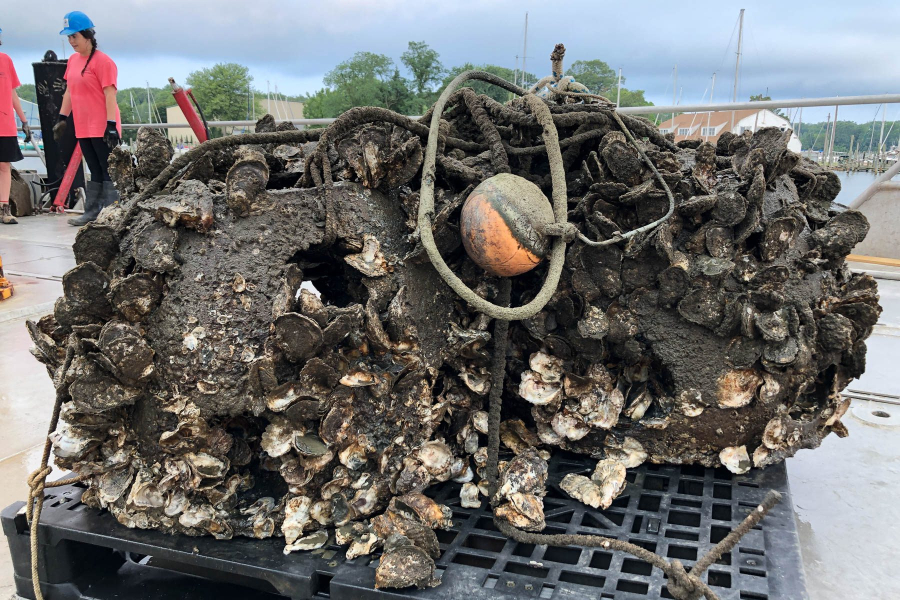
[459,173,555,277]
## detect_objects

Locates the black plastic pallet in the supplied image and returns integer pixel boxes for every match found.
[2,453,808,600]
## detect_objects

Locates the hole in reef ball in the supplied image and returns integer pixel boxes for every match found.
[872,410,891,419]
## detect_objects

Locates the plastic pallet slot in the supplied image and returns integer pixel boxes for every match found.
[1,453,809,600]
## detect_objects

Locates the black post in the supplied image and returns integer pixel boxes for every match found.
[33,52,84,208]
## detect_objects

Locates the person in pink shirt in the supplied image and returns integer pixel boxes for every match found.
[53,11,122,226]
[0,27,31,225]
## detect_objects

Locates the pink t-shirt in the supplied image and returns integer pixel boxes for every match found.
[0,53,22,137]
[64,50,121,139]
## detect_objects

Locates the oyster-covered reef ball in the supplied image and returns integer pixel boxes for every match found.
[29,100,878,588]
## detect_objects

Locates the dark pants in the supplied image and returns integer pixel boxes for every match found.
[79,138,111,182]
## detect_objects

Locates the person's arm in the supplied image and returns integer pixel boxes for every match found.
[102,85,121,148]
[60,88,72,116]
[103,86,117,121]
[11,92,27,124]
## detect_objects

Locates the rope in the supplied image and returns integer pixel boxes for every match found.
[26,338,92,600]
[485,279,512,498]
[459,88,510,174]
[118,129,324,234]
[409,70,784,600]
[576,110,676,247]
[416,71,568,321]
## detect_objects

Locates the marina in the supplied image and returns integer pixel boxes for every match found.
[1,4,899,600]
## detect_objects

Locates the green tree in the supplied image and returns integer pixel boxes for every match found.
[382,69,415,114]
[186,63,257,133]
[617,88,652,108]
[566,60,618,96]
[324,52,393,87]
[793,119,900,153]
[115,86,177,142]
[303,88,343,120]
[305,52,417,119]
[17,83,37,104]
[749,93,785,118]
[401,41,444,96]
[442,64,537,103]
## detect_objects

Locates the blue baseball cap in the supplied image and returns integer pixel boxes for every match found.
[60,11,94,35]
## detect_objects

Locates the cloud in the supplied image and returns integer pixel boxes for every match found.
[2,0,897,123]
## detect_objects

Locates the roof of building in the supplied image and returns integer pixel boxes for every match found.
[658,109,767,131]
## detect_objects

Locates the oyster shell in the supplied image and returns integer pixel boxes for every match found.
[460,483,481,509]
[495,493,545,531]
[283,529,329,554]
[606,437,648,468]
[530,352,564,383]
[375,534,438,590]
[496,449,548,500]
[717,369,762,408]
[282,496,312,544]
[518,371,562,405]
[719,445,751,474]
[591,459,627,506]
[560,474,606,509]
[678,389,707,417]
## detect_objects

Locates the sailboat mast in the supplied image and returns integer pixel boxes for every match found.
[616,68,622,108]
[828,105,839,166]
[731,9,745,133]
[522,13,528,87]
[878,104,886,173]
[707,73,717,141]
[672,64,677,127]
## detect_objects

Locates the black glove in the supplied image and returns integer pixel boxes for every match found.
[104,121,120,149]
[52,114,68,142]
[22,123,32,144]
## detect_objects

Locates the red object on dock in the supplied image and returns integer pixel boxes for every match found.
[51,144,83,213]
[170,78,209,143]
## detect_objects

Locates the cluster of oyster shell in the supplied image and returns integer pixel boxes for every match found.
[28,95,878,589]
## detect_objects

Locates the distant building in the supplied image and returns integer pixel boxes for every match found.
[165,98,305,146]
[658,109,801,152]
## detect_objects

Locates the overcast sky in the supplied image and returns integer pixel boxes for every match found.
[2,0,899,125]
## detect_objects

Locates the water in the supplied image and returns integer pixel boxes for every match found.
[835,170,900,206]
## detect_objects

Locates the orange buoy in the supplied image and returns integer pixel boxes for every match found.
[460,173,554,277]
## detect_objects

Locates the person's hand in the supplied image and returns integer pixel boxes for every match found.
[104,121,120,149]
[22,123,32,144]
[52,115,68,142]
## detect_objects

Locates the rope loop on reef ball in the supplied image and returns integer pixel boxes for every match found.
[415,70,677,320]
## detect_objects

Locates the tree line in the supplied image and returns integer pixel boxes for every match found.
[303,43,654,118]
[10,43,708,137]
[791,119,900,154]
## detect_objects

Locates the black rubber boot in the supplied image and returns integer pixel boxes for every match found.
[99,181,120,214]
[68,181,104,226]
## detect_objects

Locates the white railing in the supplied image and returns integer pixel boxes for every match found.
[19,93,899,207]
[120,118,341,130]
[616,93,900,115]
